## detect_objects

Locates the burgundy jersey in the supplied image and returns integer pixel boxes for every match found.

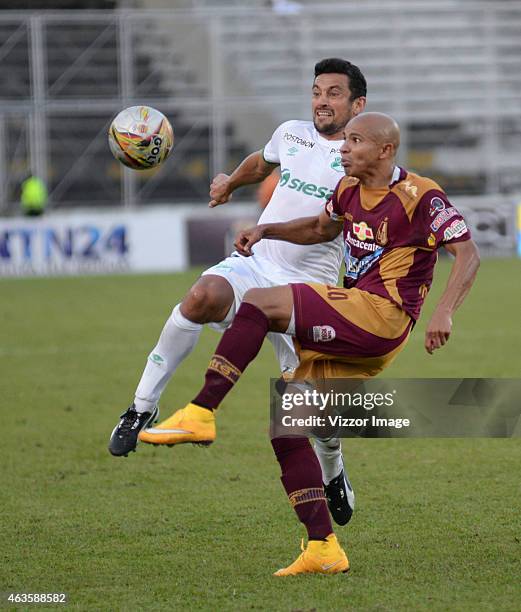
[325,167,471,320]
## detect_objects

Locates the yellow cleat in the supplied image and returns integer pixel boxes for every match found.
[138,403,216,446]
[273,534,350,577]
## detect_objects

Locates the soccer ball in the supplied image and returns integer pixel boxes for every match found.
[108,105,174,170]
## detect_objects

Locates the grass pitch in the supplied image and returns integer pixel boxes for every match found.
[1,258,520,611]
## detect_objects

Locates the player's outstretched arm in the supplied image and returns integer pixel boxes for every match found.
[425,239,480,354]
[235,209,343,256]
[209,150,278,208]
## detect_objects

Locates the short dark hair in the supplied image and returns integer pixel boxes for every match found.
[314,58,367,101]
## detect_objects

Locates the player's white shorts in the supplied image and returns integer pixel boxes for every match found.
[201,254,299,373]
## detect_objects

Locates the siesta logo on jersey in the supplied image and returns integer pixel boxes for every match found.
[278,169,334,200]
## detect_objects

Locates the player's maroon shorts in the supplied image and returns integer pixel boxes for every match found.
[290,283,412,379]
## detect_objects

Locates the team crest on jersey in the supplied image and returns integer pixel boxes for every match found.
[429,197,445,217]
[427,233,436,247]
[352,221,374,241]
[287,146,299,156]
[330,157,343,172]
[312,325,336,342]
[376,217,389,246]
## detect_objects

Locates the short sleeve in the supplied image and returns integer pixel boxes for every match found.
[324,178,345,223]
[262,122,287,165]
[418,191,471,249]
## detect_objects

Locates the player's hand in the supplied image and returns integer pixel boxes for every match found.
[209,173,233,208]
[425,308,452,354]
[234,226,264,256]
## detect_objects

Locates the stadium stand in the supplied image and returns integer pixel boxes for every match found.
[0,1,520,209]
[0,0,248,210]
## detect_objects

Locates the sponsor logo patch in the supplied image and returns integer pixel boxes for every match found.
[330,156,343,172]
[429,197,446,217]
[287,146,299,156]
[312,325,336,342]
[326,200,342,222]
[352,221,374,241]
[278,168,334,200]
[208,355,242,384]
[346,230,379,252]
[444,219,468,241]
[430,207,458,231]
[283,132,315,148]
[344,243,384,282]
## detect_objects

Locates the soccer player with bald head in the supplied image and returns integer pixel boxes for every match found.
[110,58,368,527]
[140,112,480,575]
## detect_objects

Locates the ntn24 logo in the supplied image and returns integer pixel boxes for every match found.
[0,225,128,261]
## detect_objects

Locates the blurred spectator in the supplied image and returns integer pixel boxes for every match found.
[20,175,48,217]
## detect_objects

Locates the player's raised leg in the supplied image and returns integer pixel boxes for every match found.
[138,285,293,446]
[108,274,234,456]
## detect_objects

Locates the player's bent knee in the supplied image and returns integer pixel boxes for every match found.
[181,279,233,323]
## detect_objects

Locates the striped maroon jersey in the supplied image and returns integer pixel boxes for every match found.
[325,167,471,320]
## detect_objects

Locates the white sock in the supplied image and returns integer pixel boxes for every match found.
[314,438,344,485]
[134,304,202,413]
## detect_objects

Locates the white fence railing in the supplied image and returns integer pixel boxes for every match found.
[0,2,520,211]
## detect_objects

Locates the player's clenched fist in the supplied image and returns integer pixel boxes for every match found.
[424,309,452,354]
[234,226,264,256]
[209,173,233,208]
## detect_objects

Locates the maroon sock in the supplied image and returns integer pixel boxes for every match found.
[193,302,269,410]
[271,436,333,541]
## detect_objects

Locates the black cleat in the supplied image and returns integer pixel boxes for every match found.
[108,403,159,457]
[324,469,355,526]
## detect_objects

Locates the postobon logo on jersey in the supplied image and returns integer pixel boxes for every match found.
[279,169,334,200]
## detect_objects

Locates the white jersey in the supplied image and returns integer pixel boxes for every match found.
[251,119,344,285]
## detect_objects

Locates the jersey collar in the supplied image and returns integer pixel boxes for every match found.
[312,127,343,148]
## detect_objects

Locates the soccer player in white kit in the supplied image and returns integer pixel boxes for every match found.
[109,58,367,525]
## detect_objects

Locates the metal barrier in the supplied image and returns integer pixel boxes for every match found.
[0,2,520,211]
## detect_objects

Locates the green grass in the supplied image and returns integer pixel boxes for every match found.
[1,258,520,611]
